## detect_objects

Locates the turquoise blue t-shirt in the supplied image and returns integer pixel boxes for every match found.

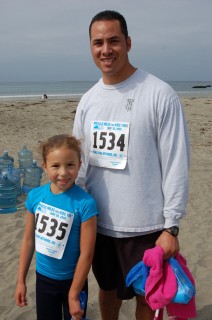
[25,183,98,280]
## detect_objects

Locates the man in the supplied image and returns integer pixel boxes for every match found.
[73,10,190,320]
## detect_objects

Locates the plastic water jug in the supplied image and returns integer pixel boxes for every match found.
[1,167,22,196]
[22,160,43,193]
[0,151,14,173]
[9,168,22,196]
[18,145,33,173]
[0,174,17,213]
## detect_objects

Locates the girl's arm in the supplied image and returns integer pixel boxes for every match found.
[15,210,35,307]
[68,215,97,319]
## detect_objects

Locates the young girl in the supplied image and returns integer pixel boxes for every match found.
[15,134,98,320]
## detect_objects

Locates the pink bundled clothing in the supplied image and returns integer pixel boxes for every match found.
[143,246,196,319]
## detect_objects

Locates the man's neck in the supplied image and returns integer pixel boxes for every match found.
[102,65,137,85]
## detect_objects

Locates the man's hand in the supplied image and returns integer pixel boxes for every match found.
[155,231,179,260]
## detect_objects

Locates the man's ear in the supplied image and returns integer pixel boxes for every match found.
[127,36,132,52]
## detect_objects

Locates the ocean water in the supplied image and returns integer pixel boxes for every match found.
[170,81,212,97]
[0,81,96,100]
[0,80,212,100]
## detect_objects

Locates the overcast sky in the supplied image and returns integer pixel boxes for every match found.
[0,0,211,82]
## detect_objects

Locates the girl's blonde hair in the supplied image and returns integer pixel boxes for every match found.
[40,134,81,163]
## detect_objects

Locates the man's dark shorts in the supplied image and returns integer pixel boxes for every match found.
[92,231,162,300]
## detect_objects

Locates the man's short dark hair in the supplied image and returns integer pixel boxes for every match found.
[89,10,128,40]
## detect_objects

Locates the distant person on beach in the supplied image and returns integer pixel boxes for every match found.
[15,134,98,320]
[42,93,48,100]
[73,10,190,320]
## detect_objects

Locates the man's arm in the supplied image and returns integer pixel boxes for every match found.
[156,96,190,258]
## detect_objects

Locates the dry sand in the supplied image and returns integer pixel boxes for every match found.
[0,97,211,319]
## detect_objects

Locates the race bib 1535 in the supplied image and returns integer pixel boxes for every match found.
[35,202,74,259]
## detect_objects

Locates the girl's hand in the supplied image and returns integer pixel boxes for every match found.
[15,282,28,307]
[69,295,84,320]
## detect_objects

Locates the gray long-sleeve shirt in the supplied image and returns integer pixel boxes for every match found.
[73,69,190,237]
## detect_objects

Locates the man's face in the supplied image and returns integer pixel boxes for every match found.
[90,19,131,84]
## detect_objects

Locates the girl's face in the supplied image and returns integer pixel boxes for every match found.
[43,146,81,194]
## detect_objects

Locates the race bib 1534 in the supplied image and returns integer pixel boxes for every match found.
[90,120,130,169]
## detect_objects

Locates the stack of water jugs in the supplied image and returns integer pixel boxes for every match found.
[0,145,43,214]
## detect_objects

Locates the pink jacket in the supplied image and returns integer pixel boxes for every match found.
[143,246,196,319]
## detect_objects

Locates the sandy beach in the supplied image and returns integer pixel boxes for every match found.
[0,96,211,320]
